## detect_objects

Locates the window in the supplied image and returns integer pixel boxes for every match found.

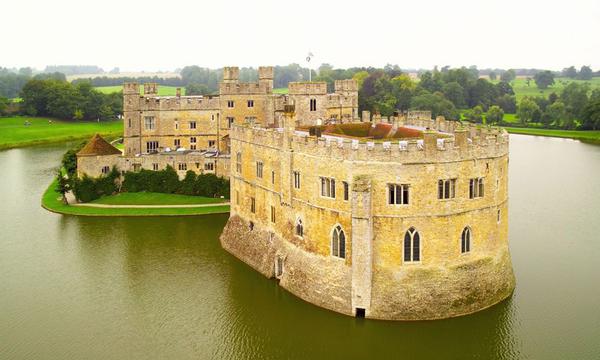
[388,184,410,205]
[128,118,131,128]
[438,179,456,199]
[469,178,484,198]
[247,100,254,108]
[236,152,242,173]
[190,137,197,143]
[101,166,110,175]
[296,218,303,237]
[178,163,187,171]
[227,117,235,128]
[146,141,159,153]
[190,145,197,150]
[144,116,155,130]
[250,197,256,213]
[497,209,501,223]
[174,120,179,130]
[189,121,196,129]
[152,163,159,171]
[195,162,200,169]
[293,171,301,189]
[270,206,276,223]
[227,100,234,108]
[174,139,181,148]
[404,227,420,262]
[235,190,239,205]
[331,225,346,259]
[461,227,471,253]
[320,177,336,198]
[256,161,263,178]
[275,256,284,278]
[343,181,349,201]
[133,163,141,172]
[204,162,214,171]
[271,171,275,184]
[310,98,317,112]
[209,140,215,148]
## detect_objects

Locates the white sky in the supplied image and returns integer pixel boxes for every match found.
[4,0,600,72]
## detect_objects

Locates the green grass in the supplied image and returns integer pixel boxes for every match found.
[0,116,123,150]
[95,85,185,96]
[42,178,230,217]
[90,192,225,205]
[502,127,600,144]
[273,88,288,94]
[501,77,600,100]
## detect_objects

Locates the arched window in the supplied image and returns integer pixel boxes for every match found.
[331,225,346,259]
[461,227,471,253]
[296,218,304,237]
[404,227,420,262]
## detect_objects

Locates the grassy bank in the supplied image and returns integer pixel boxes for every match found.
[503,127,600,144]
[95,85,184,96]
[42,178,230,216]
[0,117,123,150]
[90,192,225,205]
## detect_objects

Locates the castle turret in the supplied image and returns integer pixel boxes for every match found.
[258,66,274,94]
[123,82,141,155]
[223,67,239,83]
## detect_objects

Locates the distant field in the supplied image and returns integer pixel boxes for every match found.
[273,88,288,94]
[67,72,180,81]
[503,77,600,100]
[95,85,184,96]
[502,127,600,144]
[0,117,123,150]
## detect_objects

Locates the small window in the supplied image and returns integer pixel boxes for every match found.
[469,178,484,199]
[331,225,346,258]
[310,98,317,112]
[190,137,197,143]
[133,163,141,172]
[251,197,256,213]
[208,140,215,148]
[227,100,234,108]
[389,184,409,205]
[404,227,420,263]
[271,170,275,184]
[343,181,349,201]
[195,162,200,169]
[227,117,235,128]
[144,116,155,130]
[178,163,187,171]
[236,152,242,173]
[101,166,110,175]
[128,118,131,128]
[247,100,254,108]
[190,144,197,150]
[174,139,181,148]
[275,256,284,278]
[270,206,276,223]
[204,162,214,171]
[189,121,196,129]
[152,163,159,171]
[146,141,159,153]
[461,227,471,253]
[235,190,240,205]
[293,171,301,189]
[497,209,501,223]
[174,120,179,130]
[256,161,263,178]
[438,179,456,199]
[296,218,303,237]
[320,177,336,198]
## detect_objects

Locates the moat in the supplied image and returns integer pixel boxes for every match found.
[1,134,599,359]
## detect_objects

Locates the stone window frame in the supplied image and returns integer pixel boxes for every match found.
[469,177,485,199]
[295,217,304,238]
[343,181,349,201]
[236,152,242,173]
[437,178,456,200]
[101,166,110,175]
[178,163,187,171]
[208,140,216,148]
[152,163,159,171]
[270,206,276,223]
[309,98,317,112]
[256,161,263,179]
[189,121,197,129]
[388,183,410,205]
[190,137,197,144]
[461,226,472,254]
[204,162,214,171]
[247,99,254,108]
[174,139,181,148]
[403,227,421,264]
[331,224,346,259]
[143,116,155,130]
[320,177,336,199]
[293,171,301,189]
[227,117,235,128]
[146,141,159,153]
[227,100,235,108]
[250,197,256,214]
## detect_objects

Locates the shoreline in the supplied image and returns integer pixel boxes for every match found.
[0,131,123,151]
[502,127,600,144]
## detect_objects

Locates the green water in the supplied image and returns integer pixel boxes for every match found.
[1,135,599,359]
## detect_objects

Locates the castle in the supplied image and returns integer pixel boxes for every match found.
[77,66,515,320]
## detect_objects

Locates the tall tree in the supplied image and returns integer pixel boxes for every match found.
[517,98,541,124]
[577,65,593,80]
[533,71,555,89]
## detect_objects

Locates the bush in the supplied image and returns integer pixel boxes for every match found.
[72,167,119,202]
[61,141,87,177]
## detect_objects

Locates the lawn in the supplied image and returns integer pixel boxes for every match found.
[95,85,185,96]
[501,77,600,100]
[42,178,230,216]
[502,127,600,144]
[0,116,123,150]
[273,88,288,94]
[90,192,225,205]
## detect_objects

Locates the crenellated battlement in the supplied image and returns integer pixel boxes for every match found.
[136,95,221,111]
[219,81,273,95]
[335,79,358,93]
[288,82,328,95]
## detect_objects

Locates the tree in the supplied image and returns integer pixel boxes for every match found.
[410,92,458,119]
[352,71,369,88]
[500,69,516,82]
[486,105,504,124]
[442,82,466,108]
[489,71,497,81]
[517,98,541,124]
[0,96,9,116]
[186,83,210,95]
[55,170,71,205]
[562,66,577,79]
[542,101,566,126]
[495,94,517,113]
[533,71,555,89]
[577,66,593,80]
[560,82,589,119]
[581,99,600,130]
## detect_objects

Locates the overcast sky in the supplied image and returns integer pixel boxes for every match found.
[4,0,599,72]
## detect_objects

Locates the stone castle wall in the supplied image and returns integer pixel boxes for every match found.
[220,114,515,320]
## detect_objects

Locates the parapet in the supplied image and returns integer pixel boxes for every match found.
[223,67,240,82]
[123,82,139,95]
[288,82,327,95]
[335,79,358,93]
[143,83,158,95]
[258,66,274,80]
